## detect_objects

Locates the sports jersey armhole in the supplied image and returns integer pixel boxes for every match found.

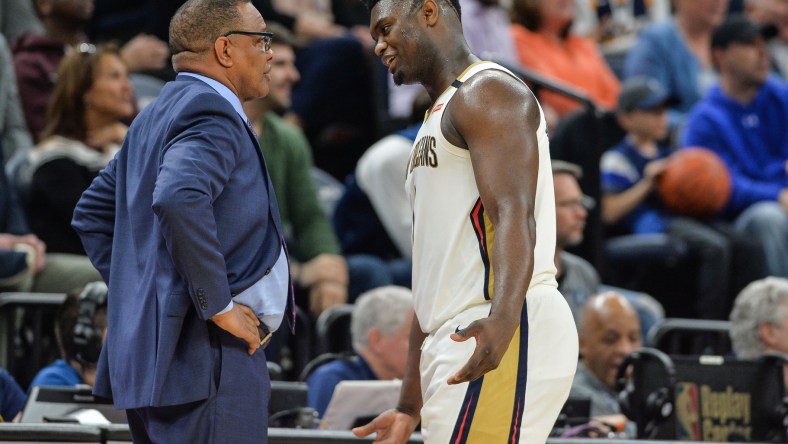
[436,62,545,158]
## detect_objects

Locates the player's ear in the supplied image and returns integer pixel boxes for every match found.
[422,0,439,26]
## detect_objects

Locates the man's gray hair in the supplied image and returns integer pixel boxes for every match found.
[169,0,250,56]
[729,277,788,359]
[351,286,413,350]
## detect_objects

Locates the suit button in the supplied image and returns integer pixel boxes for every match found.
[265,268,271,275]
[197,288,205,296]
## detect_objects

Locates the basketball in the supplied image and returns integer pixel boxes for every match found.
[657,147,732,217]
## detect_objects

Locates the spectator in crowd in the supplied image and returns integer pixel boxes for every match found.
[253,0,377,181]
[243,23,405,319]
[0,143,100,294]
[20,44,133,256]
[306,286,413,418]
[681,15,788,279]
[0,34,33,164]
[552,159,663,336]
[729,276,788,385]
[28,282,107,390]
[570,292,640,430]
[510,0,620,126]
[744,0,788,78]
[624,0,730,131]
[0,368,25,423]
[572,0,670,77]
[12,0,167,142]
[730,276,788,359]
[601,76,738,319]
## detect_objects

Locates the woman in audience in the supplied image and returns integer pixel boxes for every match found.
[23,44,133,255]
[510,0,620,128]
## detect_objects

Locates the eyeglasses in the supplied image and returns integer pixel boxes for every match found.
[557,195,596,211]
[223,31,274,52]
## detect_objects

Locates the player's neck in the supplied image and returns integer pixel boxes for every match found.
[424,46,478,100]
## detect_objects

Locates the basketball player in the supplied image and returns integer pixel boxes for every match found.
[352,1,578,442]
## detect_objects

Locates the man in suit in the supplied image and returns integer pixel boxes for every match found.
[71,0,291,442]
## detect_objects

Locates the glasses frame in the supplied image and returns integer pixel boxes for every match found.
[222,31,274,52]
[557,195,596,212]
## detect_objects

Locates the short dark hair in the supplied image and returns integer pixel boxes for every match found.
[362,0,461,20]
[169,0,250,55]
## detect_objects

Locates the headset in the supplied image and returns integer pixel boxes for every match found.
[614,347,676,439]
[70,281,108,367]
[753,353,788,443]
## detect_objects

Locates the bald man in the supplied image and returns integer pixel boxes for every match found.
[571,292,641,425]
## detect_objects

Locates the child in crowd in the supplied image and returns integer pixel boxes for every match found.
[600,77,736,320]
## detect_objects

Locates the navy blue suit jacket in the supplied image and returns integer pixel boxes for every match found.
[73,75,285,409]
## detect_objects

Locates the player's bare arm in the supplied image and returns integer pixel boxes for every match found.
[443,70,541,384]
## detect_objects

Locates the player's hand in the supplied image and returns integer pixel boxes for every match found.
[447,316,518,384]
[352,409,419,443]
[211,303,261,356]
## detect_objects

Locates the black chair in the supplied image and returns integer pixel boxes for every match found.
[0,292,66,389]
[268,381,318,429]
[315,304,354,356]
[646,318,733,356]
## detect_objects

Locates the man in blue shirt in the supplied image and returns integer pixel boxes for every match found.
[306,286,413,418]
[681,15,788,278]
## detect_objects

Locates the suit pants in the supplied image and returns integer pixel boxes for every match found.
[126,323,270,444]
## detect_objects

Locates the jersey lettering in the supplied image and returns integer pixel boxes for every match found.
[408,135,438,173]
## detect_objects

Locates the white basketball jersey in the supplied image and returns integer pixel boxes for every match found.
[405,61,558,334]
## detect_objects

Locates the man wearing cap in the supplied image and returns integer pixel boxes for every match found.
[681,14,788,279]
[601,76,737,319]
